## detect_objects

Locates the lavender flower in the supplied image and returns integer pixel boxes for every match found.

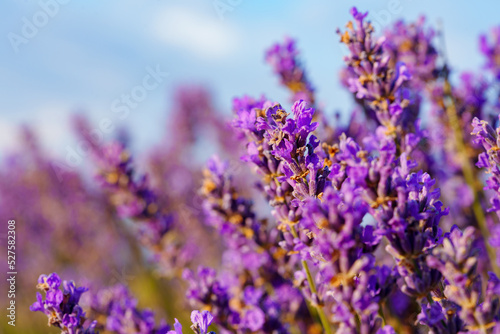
[302,184,393,333]
[30,273,98,334]
[196,157,309,333]
[182,266,236,331]
[383,17,438,89]
[266,37,315,105]
[472,116,500,185]
[88,140,196,277]
[16,6,500,334]
[479,27,500,120]
[31,273,218,334]
[480,26,500,80]
[381,169,446,296]
[232,96,303,233]
[427,73,490,231]
[0,125,133,306]
[200,156,291,275]
[472,116,500,267]
[93,142,172,238]
[331,128,447,299]
[318,127,451,332]
[168,311,215,334]
[256,100,330,201]
[431,74,488,171]
[338,7,413,140]
[428,226,500,332]
[88,284,170,334]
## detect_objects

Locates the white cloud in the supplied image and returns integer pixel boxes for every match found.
[0,100,73,156]
[31,104,73,157]
[151,6,240,60]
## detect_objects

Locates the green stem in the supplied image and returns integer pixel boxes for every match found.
[378,304,386,327]
[442,79,500,276]
[437,26,499,276]
[122,218,173,313]
[290,225,332,334]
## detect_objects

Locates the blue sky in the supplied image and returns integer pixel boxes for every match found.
[1,0,499,158]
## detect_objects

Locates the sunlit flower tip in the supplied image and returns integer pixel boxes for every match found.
[168,318,183,334]
[190,310,214,334]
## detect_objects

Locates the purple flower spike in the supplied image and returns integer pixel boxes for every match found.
[197,157,308,332]
[84,139,195,277]
[472,116,500,267]
[88,283,170,334]
[265,37,316,105]
[256,101,330,201]
[168,319,183,334]
[427,226,500,332]
[338,7,423,151]
[167,312,216,334]
[480,26,500,80]
[382,16,438,89]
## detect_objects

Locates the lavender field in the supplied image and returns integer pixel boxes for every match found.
[2,1,500,333]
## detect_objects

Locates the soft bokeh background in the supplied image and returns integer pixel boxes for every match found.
[1,0,500,157]
[1,0,500,333]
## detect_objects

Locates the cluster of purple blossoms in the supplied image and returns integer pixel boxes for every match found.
[73,107,203,278]
[30,273,98,334]
[88,141,192,277]
[24,5,500,334]
[471,117,500,208]
[425,226,500,333]
[265,38,315,105]
[91,142,173,243]
[256,100,329,201]
[472,116,500,269]
[480,26,500,80]
[182,266,288,333]
[232,72,391,332]
[170,310,215,334]
[31,273,216,334]
[231,96,293,219]
[265,38,336,138]
[338,8,414,140]
[382,16,438,89]
[87,284,170,333]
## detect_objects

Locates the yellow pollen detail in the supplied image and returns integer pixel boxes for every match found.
[341,31,350,44]
[105,172,119,185]
[146,203,158,215]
